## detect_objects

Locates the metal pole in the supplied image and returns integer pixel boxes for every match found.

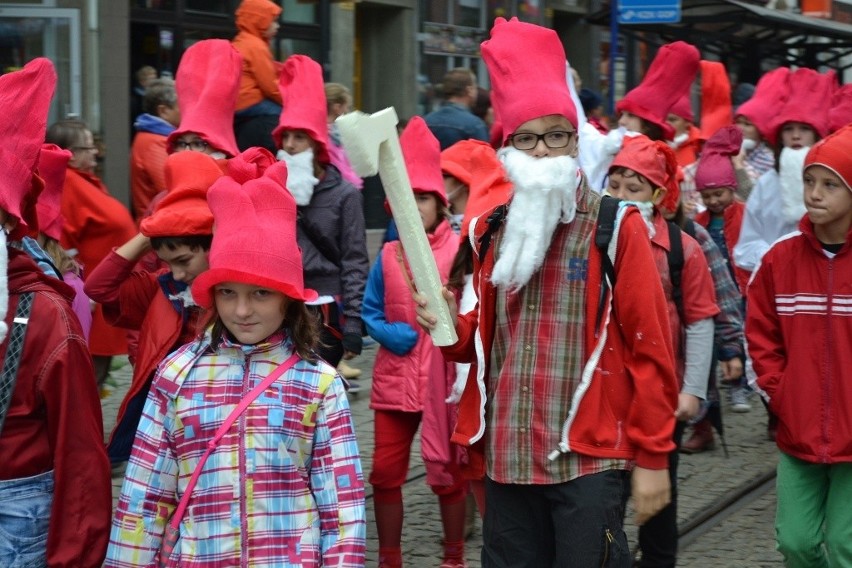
[609,0,619,114]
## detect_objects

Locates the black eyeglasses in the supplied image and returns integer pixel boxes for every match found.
[509,130,576,151]
[174,139,210,152]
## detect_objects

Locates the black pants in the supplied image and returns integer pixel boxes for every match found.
[482,471,632,567]
[636,421,687,568]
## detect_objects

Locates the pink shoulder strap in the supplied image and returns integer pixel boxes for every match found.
[167,352,301,530]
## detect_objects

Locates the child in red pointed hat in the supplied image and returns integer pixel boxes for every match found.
[734,67,789,185]
[0,57,112,568]
[608,134,719,567]
[746,123,852,567]
[168,39,242,158]
[106,159,367,567]
[415,16,680,567]
[85,149,243,470]
[272,54,370,373]
[363,116,468,568]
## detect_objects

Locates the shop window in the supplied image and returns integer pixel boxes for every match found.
[282,0,317,24]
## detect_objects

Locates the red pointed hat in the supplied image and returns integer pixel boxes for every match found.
[828,84,852,134]
[670,93,694,123]
[140,151,224,238]
[191,160,317,307]
[35,144,72,241]
[610,134,680,209]
[441,139,481,187]
[400,116,448,206]
[0,58,56,235]
[698,61,733,141]
[735,67,790,146]
[272,55,330,164]
[695,125,742,191]
[804,123,852,192]
[616,41,700,141]
[770,68,837,143]
[481,17,577,145]
[454,141,512,237]
[167,39,241,158]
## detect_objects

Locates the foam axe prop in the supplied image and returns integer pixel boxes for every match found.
[336,108,458,346]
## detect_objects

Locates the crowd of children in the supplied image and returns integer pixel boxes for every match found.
[0,0,850,565]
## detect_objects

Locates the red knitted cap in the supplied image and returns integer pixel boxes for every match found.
[35,144,72,241]
[804,123,852,192]
[272,55,330,164]
[191,160,317,307]
[770,68,837,143]
[735,67,790,146]
[695,125,742,191]
[167,40,242,158]
[481,17,577,145]
[616,41,700,140]
[400,116,448,206]
[610,134,680,210]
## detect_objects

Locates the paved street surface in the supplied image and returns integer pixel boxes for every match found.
[102,346,785,567]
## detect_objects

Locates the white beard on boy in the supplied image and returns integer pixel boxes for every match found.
[778,146,809,226]
[276,148,319,206]
[491,145,580,291]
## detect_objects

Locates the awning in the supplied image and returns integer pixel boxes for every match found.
[587,0,852,75]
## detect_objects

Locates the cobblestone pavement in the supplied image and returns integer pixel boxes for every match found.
[102,347,784,567]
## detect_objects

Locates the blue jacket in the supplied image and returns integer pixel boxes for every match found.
[424,102,489,150]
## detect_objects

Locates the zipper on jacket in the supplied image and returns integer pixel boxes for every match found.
[600,527,614,567]
[240,353,251,568]
[822,259,834,463]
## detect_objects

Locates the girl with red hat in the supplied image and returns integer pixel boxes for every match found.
[106,160,366,567]
[607,135,719,567]
[362,118,467,568]
[46,118,137,392]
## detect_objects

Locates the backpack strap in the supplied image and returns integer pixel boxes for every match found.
[0,292,35,437]
[666,220,686,324]
[594,196,621,333]
[477,204,507,264]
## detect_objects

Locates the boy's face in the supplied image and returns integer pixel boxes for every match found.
[608,169,658,204]
[803,165,852,232]
[214,282,289,345]
[700,187,736,215]
[781,122,817,150]
[156,244,209,286]
[279,130,316,156]
[510,115,577,158]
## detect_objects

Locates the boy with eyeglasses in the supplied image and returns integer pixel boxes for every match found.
[416,18,678,566]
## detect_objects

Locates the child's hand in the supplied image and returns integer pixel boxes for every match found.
[632,467,671,526]
[675,393,700,421]
[720,358,744,381]
[413,287,458,333]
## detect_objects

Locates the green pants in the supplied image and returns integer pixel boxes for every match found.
[776,452,852,568]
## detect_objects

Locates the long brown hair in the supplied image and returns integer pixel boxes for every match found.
[205,298,321,363]
[40,236,82,277]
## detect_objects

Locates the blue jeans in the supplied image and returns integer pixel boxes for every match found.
[0,470,54,568]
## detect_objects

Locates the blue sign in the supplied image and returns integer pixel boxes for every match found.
[617,0,682,24]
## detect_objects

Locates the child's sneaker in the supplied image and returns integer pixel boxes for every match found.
[730,386,752,413]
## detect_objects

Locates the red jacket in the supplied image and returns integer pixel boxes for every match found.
[60,168,136,356]
[442,190,679,474]
[695,200,751,296]
[0,249,112,567]
[746,216,852,464]
[84,251,202,448]
[130,131,168,220]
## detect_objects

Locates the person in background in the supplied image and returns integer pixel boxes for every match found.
[0,57,111,568]
[580,88,609,135]
[130,64,157,132]
[130,77,179,220]
[747,123,852,568]
[424,68,490,150]
[46,118,137,392]
[232,0,283,153]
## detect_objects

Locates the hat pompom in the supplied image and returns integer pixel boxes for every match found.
[227,147,277,183]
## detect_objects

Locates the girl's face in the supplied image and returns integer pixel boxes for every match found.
[781,122,817,150]
[214,282,290,345]
[279,130,316,156]
[68,129,98,172]
[618,111,644,134]
[415,192,440,232]
[607,169,659,204]
[700,187,736,215]
[803,165,852,236]
[735,116,761,143]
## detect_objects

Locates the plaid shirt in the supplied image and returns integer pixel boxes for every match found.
[488,202,628,485]
[106,332,366,567]
[744,142,775,183]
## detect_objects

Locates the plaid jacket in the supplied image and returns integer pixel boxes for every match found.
[106,332,366,567]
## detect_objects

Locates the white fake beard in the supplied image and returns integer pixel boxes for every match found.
[778,146,809,226]
[602,190,657,238]
[669,132,689,149]
[491,146,580,291]
[276,148,319,206]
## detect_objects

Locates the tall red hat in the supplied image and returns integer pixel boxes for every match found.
[0,58,56,235]
[695,125,742,191]
[191,160,318,307]
[616,41,700,141]
[35,144,72,241]
[828,84,852,134]
[481,17,577,145]
[167,39,241,158]
[770,68,837,143]
[400,116,448,206]
[735,67,790,146]
[670,93,694,123]
[440,140,479,188]
[610,134,680,210]
[698,61,733,141]
[272,55,330,164]
[140,151,224,238]
[804,123,852,192]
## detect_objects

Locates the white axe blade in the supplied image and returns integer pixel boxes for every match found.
[337,108,458,347]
